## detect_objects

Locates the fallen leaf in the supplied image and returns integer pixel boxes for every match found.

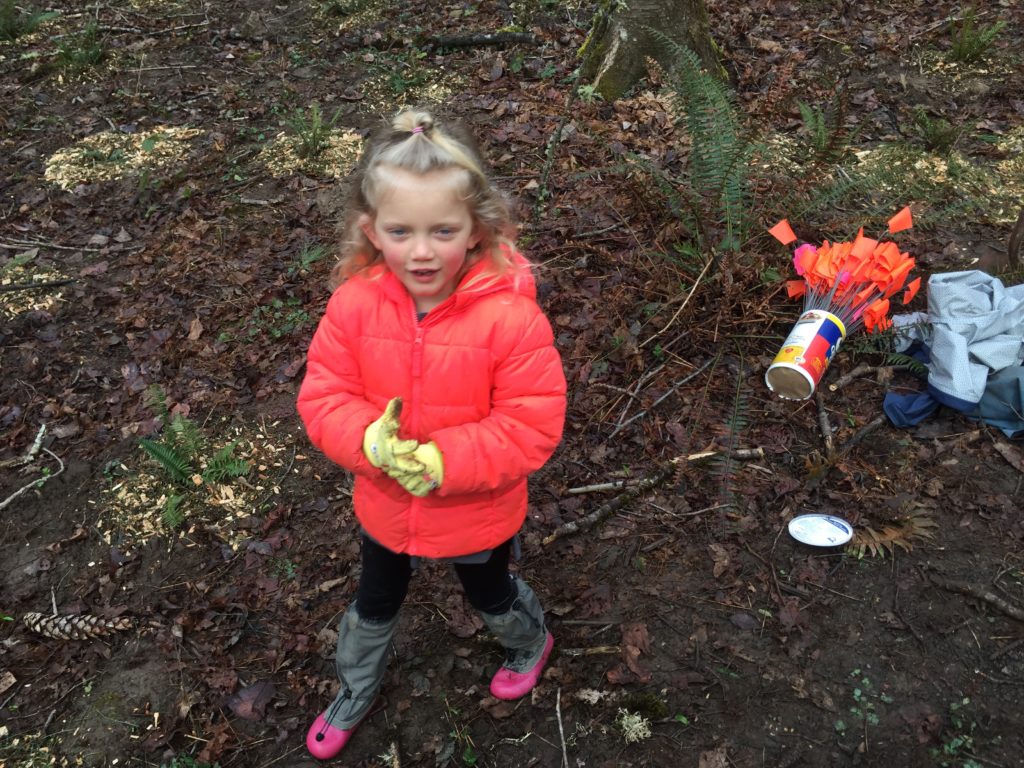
[226,681,275,721]
[480,695,516,719]
[0,671,15,696]
[698,745,729,768]
[188,318,204,341]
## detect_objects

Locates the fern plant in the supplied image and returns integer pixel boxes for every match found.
[635,38,763,261]
[139,386,251,528]
[948,8,1006,64]
[0,0,57,41]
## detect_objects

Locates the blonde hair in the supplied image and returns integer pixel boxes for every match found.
[331,108,517,287]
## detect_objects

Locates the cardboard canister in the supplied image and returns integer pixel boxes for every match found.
[765,309,847,399]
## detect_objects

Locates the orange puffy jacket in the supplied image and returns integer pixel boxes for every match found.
[297,249,566,558]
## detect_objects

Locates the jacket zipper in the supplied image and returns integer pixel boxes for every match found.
[408,301,424,546]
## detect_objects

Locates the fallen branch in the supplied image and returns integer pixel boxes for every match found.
[815,390,835,460]
[0,447,65,512]
[931,575,1024,623]
[828,364,908,393]
[425,31,537,50]
[0,424,46,469]
[0,279,75,293]
[556,688,569,768]
[545,448,763,544]
[838,415,886,455]
[608,358,715,438]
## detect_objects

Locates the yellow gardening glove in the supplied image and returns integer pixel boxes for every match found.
[362,398,423,473]
[386,442,444,497]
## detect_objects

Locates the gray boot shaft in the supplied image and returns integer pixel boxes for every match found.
[479,576,548,671]
[323,605,399,729]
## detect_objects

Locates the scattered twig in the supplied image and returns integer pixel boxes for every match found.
[639,257,714,348]
[546,448,761,544]
[425,31,537,50]
[931,575,1024,623]
[0,447,65,512]
[828,364,908,392]
[0,238,102,253]
[566,480,642,495]
[612,363,665,431]
[543,465,674,546]
[815,390,835,460]
[0,279,76,293]
[559,645,621,657]
[0,424,46,469]
[555,688,569,768]
[838,415,886,455]
[608,358,715,438]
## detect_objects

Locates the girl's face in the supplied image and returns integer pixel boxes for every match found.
[361,165,481,313]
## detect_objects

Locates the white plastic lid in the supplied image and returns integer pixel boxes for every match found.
[787,514,853,547]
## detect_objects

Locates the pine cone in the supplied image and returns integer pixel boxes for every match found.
[23,612,132,640]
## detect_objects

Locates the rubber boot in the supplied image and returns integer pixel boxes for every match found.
[306,606,399,761]
[479,576,554,700]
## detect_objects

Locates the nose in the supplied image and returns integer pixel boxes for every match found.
[411,236,431,259]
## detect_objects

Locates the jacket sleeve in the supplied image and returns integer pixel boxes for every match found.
[430,308,566,495]
[296,290,380,475]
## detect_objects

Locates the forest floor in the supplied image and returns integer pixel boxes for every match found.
[2,1,1024,767]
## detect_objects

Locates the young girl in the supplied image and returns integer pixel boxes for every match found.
[296,108,567,761]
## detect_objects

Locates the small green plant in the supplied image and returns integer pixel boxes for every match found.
[57,21,106,72]
[138,387,250,529]
[271,557,298,581]
[161,757,221,768]
[577,83,603,103]
[948,8,1006,64]
[796,94,856,166]
[932,697,983,767]
[841,669,894,739]
[383,49,431,95]
[441,697,478,767]
[288,242,328,277]
[285,103,341,160]
[246,297,311,339]
[912,108,960,154]
[0,0,57,41]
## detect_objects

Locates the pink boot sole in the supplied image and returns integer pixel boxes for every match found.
[306,712,358,761]
[489,632,554,700]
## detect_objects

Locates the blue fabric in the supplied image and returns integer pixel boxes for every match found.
[883,392,940,428]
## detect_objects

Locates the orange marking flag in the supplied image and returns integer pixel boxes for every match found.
[769,219,797,245]
[887,206,913,234]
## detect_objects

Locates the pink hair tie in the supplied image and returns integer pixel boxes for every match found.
[411,126,424,134]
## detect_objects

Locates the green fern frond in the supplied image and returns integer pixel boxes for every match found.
[144,384,171,427]
[162,494,186,529]
[203,441,251,483]
[168,413,205,457]
[885,352,928,378]
[647,33,758,253]
[140,438,194,485]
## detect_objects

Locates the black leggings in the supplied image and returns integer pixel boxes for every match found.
[354,534,517,622]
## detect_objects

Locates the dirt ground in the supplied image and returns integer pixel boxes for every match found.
[2,1,1024,767]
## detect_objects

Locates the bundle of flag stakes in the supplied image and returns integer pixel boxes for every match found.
[764,206,921,399]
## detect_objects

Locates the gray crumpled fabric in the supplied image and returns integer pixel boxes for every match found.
[888,271,1024,437]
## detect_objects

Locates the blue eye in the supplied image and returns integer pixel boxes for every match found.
[388,228,407,237]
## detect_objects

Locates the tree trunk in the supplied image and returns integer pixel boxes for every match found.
[579,0,720,101]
